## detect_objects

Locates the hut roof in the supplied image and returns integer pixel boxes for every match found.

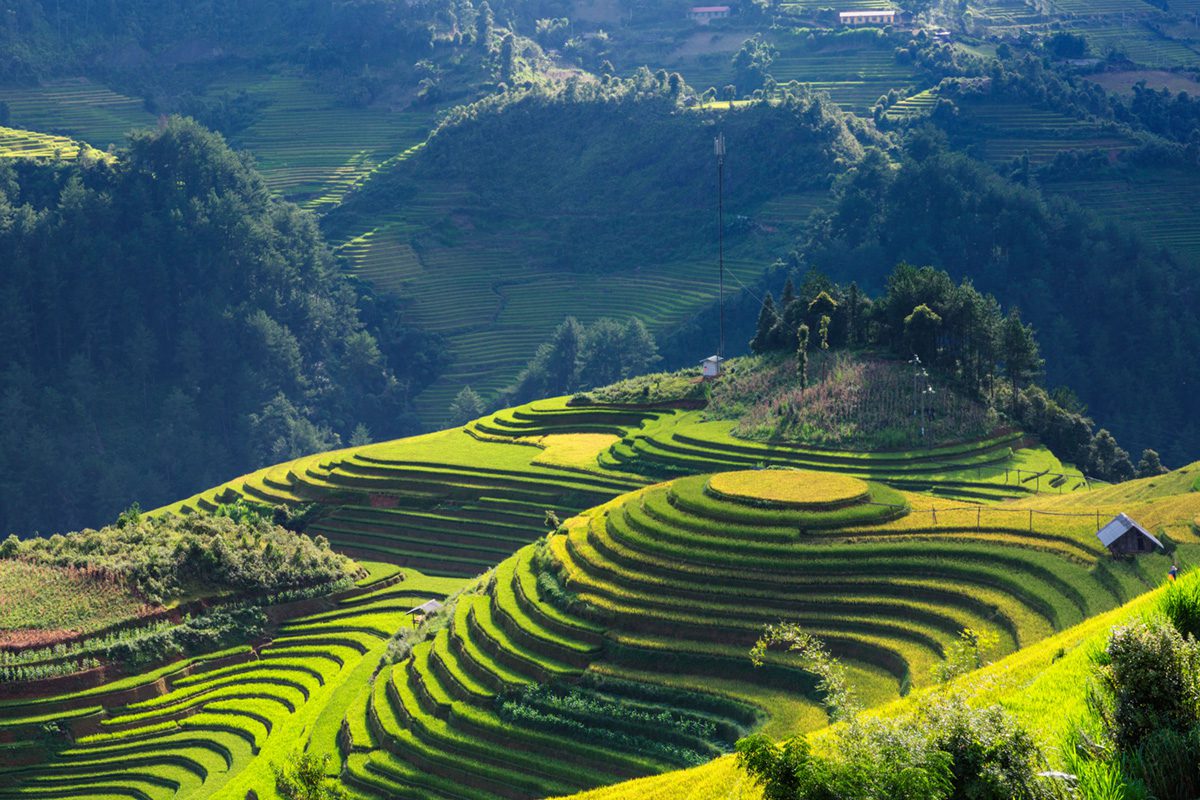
[1096,513,1163,549]
[406,599,445,616]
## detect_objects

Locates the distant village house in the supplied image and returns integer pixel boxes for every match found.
[838,8,898,25]
[1096,513,1163,556]
[688,5,731,23]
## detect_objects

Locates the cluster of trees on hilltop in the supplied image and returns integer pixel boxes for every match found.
[0,118,444,536]
[748,264,1162,481]
[502,316,661,407]
[791,147,1199,467]
[332,71,876,272]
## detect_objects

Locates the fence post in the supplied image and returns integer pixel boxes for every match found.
[977,506,981,530]
[1096,510,1101,532]
[1029,509,1033,532]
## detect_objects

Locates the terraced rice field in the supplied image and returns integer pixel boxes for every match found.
[883,88,938,120]
[1080,24,1200,65]
[677,40,919,115]
[1078,24,1200,66]
[953,99,1135,164]
[0,126,109,162]
[159,420,651,577]
[471,398,1089,502]
[968,0,1050,36]
[0,79,154,150]
[778,0,896,13]
[1046,168,1200,262]
[1045,0,1161,17]
[334,195,773,421]
[334,466,1173,799]
[0,586,417,800]
[213,74,436,210]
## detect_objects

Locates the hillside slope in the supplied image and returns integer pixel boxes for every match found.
[322,80,872,421]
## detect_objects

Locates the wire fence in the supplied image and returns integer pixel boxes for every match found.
[862,501,1153,533]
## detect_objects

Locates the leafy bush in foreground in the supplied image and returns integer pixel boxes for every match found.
[737,697,1053,800]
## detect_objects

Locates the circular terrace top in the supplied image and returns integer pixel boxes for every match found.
[706,469,870,509]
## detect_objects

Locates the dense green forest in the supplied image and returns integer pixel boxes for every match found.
[795,147,1200,466]
[0,118,442,535]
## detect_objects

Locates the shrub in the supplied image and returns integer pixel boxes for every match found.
[272,751,347,800]
[738,699,1054,800]
[1096,619,1200,752]
[931,628,1000,684]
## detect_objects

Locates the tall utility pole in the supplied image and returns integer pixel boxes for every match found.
[715,133,726,358]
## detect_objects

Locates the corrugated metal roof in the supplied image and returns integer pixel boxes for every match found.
[1096,513,1163,549]
[406,599,445,615]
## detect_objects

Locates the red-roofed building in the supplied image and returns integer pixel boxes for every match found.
[688,5,731,23]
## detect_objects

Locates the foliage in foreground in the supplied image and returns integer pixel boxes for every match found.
[273,751,348,800]
[1063,572,1200,800]
[1,509,353,605]
[737,696,1054,800]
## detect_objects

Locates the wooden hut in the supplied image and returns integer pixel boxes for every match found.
[1096,513,1163,556]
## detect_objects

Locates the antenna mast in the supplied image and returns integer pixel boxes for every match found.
[715,133,726,358]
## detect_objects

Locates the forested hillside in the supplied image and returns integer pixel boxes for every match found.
[0,118,441,534]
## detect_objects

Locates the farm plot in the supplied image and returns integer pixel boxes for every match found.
[472,399,1087,502]
[674,38,919,115]
[951,99,1135,164]
[883,88,937,120]
[1045,167,1200,263]
[212,73,436,210]
[157,420,651,578]
[0,562,148,650]
[1078,24,1200,66]
[0,594,409,800]
[0,126,110,162]
[342,220,770,423]
[0,79,154,149]
[337,467,1172,799]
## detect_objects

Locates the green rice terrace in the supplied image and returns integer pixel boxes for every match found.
[4,369,1200,799]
